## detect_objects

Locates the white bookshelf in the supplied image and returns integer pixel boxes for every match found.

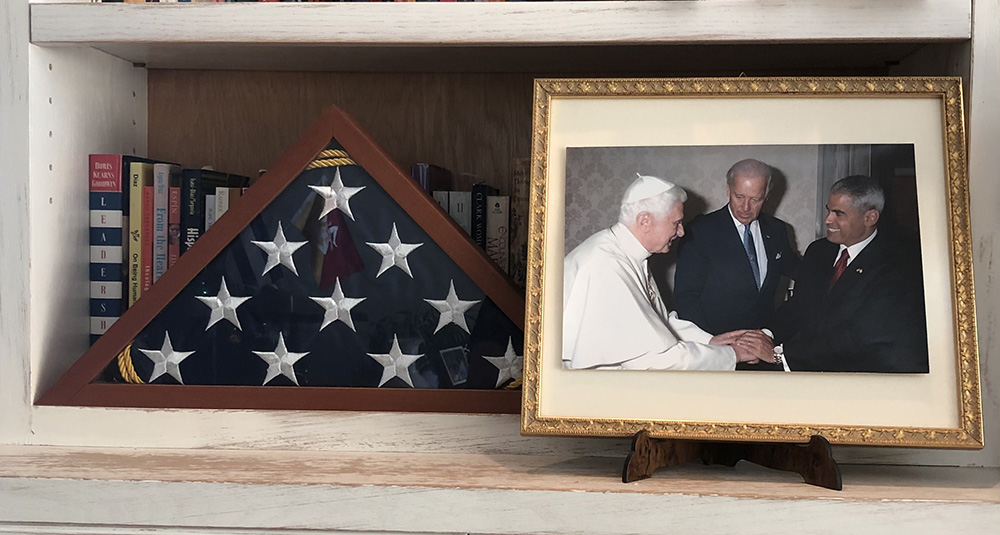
[28,1,972,72]
[30,1,971,46]
[3,1,1000,533]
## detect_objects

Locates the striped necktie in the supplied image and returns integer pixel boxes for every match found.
[743,224,761,290]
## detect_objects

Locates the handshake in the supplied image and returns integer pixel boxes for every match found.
[710,329,776,364]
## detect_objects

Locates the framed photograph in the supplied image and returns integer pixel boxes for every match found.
[520,77,983,448]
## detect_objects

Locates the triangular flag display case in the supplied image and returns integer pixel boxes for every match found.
[40,106,525,414]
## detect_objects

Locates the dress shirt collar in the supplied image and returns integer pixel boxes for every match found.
[837,228,878,266]
[727,206,759,234]
[611,222,651,261]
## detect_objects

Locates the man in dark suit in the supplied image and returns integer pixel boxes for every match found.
[674,159,799,338]
[771,175,928,373]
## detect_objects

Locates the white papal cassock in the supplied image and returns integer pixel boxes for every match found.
[563,223,737,370]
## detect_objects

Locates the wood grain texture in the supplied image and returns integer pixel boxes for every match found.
[148,71,534,197]
[623,431,842,490]
[2,475,998,535]
[965,0,1000,468]
[30,1,971,45]
[0,0,31,444]
[27,408,635,457]
[326,105,525,325]
[72,42,934,73]
[0,445,996,503]
[63,384,521,414]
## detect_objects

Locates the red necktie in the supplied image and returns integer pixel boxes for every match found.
[829,249,850,290]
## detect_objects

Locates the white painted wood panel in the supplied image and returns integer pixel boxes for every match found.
[2,0,996,494]
[965,0,1000,469]
[2,445,998,503]
[0,474,997,535]
[0,0,997,531]
[30,1,971,47]
[27,407,630,457]
[0,0,31,445]
[28,46,147,400]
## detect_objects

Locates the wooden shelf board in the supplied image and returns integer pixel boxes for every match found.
[29,2,970,72]
[78,42,933,73]
[0,444,997,504]
[29,2,971,45]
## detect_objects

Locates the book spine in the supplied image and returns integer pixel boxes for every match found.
[168,183,181,267]
[119,159,131,297]
[448,191,472,235]
[128,161,151,305]
[508,156,530,288]
[180,170,203,255]
[142,186,154,292]
[151,163,170,282]
[432,190,449,212]
[205,194,217,231]
[411,163,430,191]
[89,154,125,345]
[215,186,231,221]
[486,195,510,273]
[471,183,498,250]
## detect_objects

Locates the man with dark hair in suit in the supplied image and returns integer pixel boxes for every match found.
[674,159,799,340]
[771,175,929,373]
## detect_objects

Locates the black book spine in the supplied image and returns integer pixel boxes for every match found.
[180,171,203,255]
[471,183,497,250]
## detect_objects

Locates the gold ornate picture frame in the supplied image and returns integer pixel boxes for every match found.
[520,77,983,448]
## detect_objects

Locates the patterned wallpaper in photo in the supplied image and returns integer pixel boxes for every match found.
[564,145,821,255]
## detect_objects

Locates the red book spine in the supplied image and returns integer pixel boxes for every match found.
[89,154,122,194]
[168,185,181,267]
[142,185,154,292]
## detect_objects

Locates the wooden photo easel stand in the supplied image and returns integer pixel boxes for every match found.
[623,430,843,490]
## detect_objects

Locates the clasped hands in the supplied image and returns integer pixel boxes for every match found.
[710,329,775,364]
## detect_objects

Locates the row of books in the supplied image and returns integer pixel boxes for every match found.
[410,164,511,276]
[88,154,248,344]
[91,156,521,344]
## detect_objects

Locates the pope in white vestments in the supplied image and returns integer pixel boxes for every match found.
[562,174,772,370]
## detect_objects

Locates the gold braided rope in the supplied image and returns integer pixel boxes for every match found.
[117,343,145,384]
[315,149,350,159]
[305,157,356,170]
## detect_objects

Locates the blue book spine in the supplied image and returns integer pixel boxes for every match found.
[89,154,126,344]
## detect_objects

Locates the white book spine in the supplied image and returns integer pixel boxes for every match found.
[205,194,217,231]
[215,186,231,221]
[448,191,472,235]
[151,163,177,283]
[90,316,118,336]
[90,245,123,264]
[90,280,123,300]
[432,190,449,212]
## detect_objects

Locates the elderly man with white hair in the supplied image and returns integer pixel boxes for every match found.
[562,174,774,370]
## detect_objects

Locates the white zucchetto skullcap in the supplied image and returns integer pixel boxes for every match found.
[623,173,678,203]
